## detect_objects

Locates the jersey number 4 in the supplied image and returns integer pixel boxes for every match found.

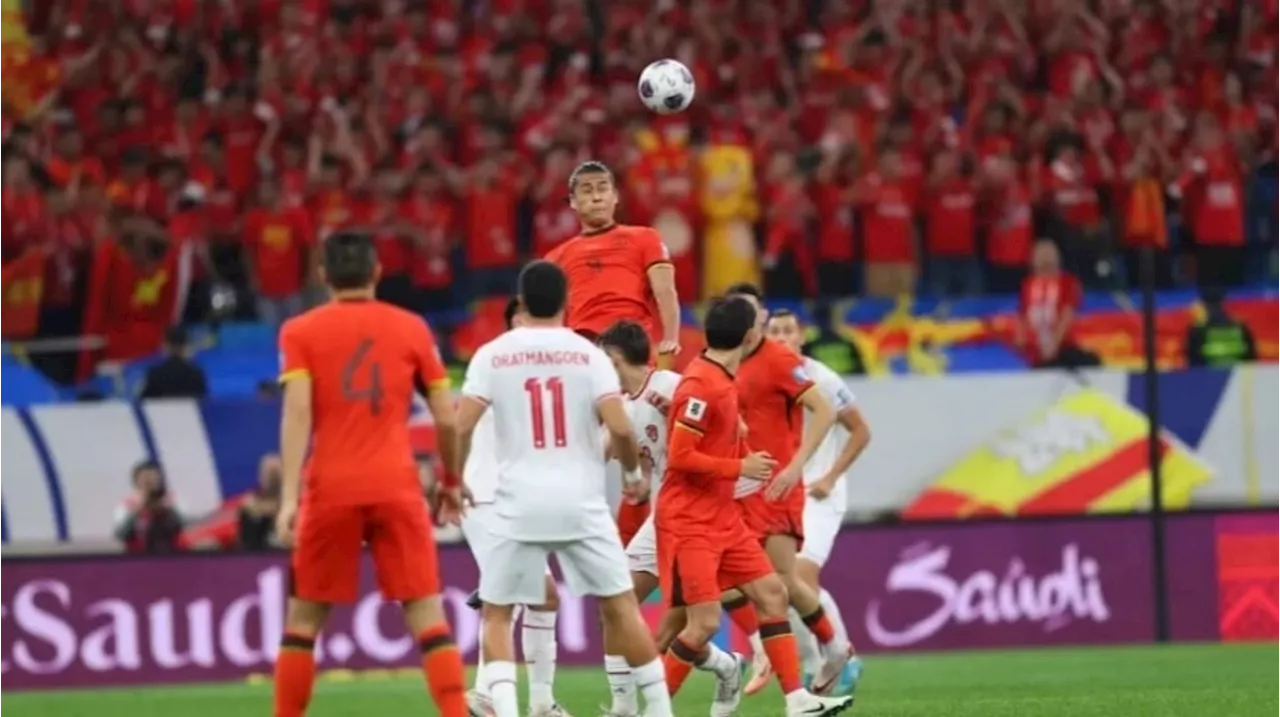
[343,339,383,414]
[523,377,566,449]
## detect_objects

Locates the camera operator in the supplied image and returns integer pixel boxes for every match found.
[114,460,186,553]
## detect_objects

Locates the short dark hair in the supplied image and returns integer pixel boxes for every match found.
[768,308,799,323]
[725,282,764,301]
[704,296,757,350]
[518,261,567,319]
[503,297,521,329]
[599,320,651,366]
[164,325,189,349]
[323,232,377,290]
[568,160,613,193]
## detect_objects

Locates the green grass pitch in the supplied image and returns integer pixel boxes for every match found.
[7,643,1277,717]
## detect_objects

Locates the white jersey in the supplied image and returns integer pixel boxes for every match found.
[462,410,499,504]
[625,369,681,502]
[801,356,857,504]
[462,326,623,541]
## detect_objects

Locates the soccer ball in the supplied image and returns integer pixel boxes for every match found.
[637,59,696,115]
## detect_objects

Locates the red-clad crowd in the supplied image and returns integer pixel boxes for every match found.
[1,0,1276,370]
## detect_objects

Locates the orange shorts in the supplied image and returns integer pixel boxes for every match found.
[738,490,805,549]
[617,500,651,547]
[291,499,440,604]
[656,524,773,606]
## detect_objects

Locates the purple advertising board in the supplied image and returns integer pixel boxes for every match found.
[0,514,1235,690]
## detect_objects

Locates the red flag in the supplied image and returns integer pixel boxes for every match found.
[1,249,46,339]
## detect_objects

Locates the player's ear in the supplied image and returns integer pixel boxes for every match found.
[372,261,383,285]
[317,265,328,287]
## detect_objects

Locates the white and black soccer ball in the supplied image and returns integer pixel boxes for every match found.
[637,59,696,115]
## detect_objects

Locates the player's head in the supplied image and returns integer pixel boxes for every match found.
[503,296,527,329]
[725,282,767,344]
[321,231,380,293]
[703,296,757,354]
[599,320,651,372]
[766,308,805,353]
[517,260,568,322]
[567,160,617,230]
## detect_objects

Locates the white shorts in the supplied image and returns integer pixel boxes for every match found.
[625,516,658,576]
[479,516,633,606]
[798,496,845,567]
[461,503,553,579]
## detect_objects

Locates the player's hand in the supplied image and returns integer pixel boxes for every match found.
[656,339,681,356]
[623,475,650,504]
[741,451,777,481]
[765,461,803,501]
[435,484,473,526]
[808,475,836,500]
[275,504,298,548]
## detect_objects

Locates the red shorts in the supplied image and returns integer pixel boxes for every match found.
[291,498,441,603]
[656,524,773,606]
[738,490,805,548]
[617,500,650,547]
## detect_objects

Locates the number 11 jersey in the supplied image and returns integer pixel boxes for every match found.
[278,299,451,506]
[462,326,623,541]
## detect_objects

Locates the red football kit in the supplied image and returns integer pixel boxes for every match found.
[656,355,774,606]
[278,299,452,603]
[735,338,816,544]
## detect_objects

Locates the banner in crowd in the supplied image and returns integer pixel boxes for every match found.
[1,249,45,339]
[4,511,1273,690]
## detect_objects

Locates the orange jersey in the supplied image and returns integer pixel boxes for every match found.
[279,299,450,506]
[543,224,671,339]
[736,338,815,469]
[657,355,742,535]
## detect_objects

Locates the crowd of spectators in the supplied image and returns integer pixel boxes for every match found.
[2,0,1276,341]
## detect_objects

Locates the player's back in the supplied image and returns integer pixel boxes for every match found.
[465,327,621,540]
[626,369,681,500]
[281,300,445,505]
[544,225,668,337]
[657,358,740,533]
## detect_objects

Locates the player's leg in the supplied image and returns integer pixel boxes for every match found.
[795,501,860,691]
[763,533,851,695]
[521,574,564,716]
[370,501,467,717]
[479,537,552,717]
[721,587,771,695]
[560,526,673,717]
[603,518,662,716]
[273,503,358,717]
[460,504,504,715]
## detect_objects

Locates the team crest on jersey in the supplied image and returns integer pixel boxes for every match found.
[791,366,810,384]
[684,397,707,420]
[645,424,659,443]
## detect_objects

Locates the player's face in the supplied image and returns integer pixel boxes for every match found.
[570,172,618,228]
[766,316,804,353]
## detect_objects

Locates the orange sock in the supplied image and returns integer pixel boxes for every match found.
[759,619,803,694]
[723,595,761,636]
[801,606,835,644]
[417,625,467,717]
[663,637,701,695]
[273,633,316,717]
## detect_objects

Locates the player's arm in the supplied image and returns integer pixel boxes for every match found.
[277,322,312,519]
[666,391,741,481]
[590,347,640,474]
[816,376,872,488]
[793,384,836,470]
[456,347,492,484]
[640,229,680,349]
[415,320,460,484]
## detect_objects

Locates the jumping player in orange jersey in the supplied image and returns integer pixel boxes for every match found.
[272,232,470,717]
[656,295,854,717]
[544,160,681,550]
[722,283,855,697]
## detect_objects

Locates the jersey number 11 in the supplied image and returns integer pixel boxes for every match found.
[523,377,566,449]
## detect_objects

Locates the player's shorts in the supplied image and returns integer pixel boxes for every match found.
[657,524,773,606]
[625,515,658,576]
[798,494,846,567]
[616,500,650,548]
[291,498,439,604]
[479,514,632,606]
[460,502,553,581]
[738,490,805,549]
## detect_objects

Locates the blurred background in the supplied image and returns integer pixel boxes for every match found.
[0,0,1276,694]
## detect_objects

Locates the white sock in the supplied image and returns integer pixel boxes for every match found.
[474,620,488,693]
[482,660,519,717]
[818,588,851,650]
[604,653,638,714]
[747,631,766,661]
[630,657,673,717]
[694,642,737,679]
[789,608,823,676]
[522,609,558,710]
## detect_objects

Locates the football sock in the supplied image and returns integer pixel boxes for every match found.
[789,608,823,676]
[747,631,766,662]
[759,618,804,694]
[473,620,487,693]
[482,660,519,717]
[819,588,852,651]
[693,642,738,679]
[273,632,316,717]
[800,605,836,645]
[521,608,558,710]
[417,625,467,717]
[604,653,638,714]
[723,594,761,637]
[632,656,674,717]
[662,637,701,695]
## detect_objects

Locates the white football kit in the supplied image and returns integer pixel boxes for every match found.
[463,327,634,605]
[799,356,856,566]
[619,369,681,576]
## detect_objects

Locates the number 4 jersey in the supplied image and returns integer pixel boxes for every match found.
[626,369,681,504]
[278,299,451,506]
[461,326,623,541]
